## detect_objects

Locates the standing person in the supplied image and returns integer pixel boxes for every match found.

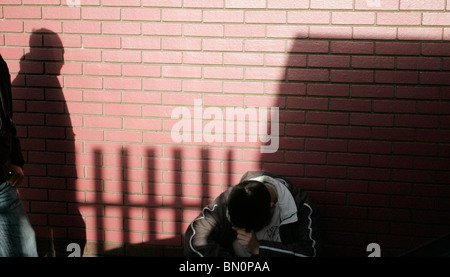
[185,171,321,257]
[0,54,38,257]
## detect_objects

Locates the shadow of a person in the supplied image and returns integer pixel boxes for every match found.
[12,28,86,256]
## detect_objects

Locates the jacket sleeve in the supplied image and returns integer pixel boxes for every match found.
[258,198,321,257]
[0,55,24,168]
[184,193,235,257]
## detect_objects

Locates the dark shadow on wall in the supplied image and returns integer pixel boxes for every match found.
[12,29,86,256]
[260,36,450,257]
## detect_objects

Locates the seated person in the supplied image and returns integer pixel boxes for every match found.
[184,171,321,257]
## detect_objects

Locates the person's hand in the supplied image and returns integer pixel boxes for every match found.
[232,227,260,255]
[7,164,24,187]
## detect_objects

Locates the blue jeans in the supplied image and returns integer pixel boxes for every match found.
[0,181,38,257]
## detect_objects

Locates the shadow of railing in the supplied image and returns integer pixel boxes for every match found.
[82,146,233,257]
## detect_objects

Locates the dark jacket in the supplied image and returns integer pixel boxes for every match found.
[0,54,24,182]
[184,171,321,257]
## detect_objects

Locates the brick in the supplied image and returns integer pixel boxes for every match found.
[143,51,182,64]
[371,155,414,169]
[162,9,202,22]
[351,113,394,127]
[203,10,244,23]
[331,70,373,83]
[64,49,102,62]
[203,94,244,107]
[25,21,62,34]
[225,82,264,94]
[268,0,309,9]
[375,42,420,55]
[396,86,440,100]
[83,36,121,49]
[163,66,202,78]
[102,22,141,35]
[306,165,347,178]
[352,56,395,69]
[349,140,391,154]
[103,0,141,6]
[122,37,160,50]
[331,41,374,55]
[42,7,81,20]
[121,8,160,21]
[124,118,162,131]
[286,124,327,137]
[288,68,329,82]
[308,55,350,68]
[143,23,182,36]
[245,67,285,80]
[307,111,349,125]
[369,181,412,195]
[392,169,436,183]
[377,12,421,26]
[65,76,102,89]
[104,104,142,117]
[4,6,42,19]
[289,40,329,53]
[372,127,415,141]
[400,0,445,10]
[203,39,243,52]
[123,64,161,78]
[417,102,450,115]
[104,77,142,91]
[245,11,287,24]
[287,97,328,110]
[224,53,263,66]
[310,0,353,9]
[355,0,399,10]
[329,126,371,139]
[225,25,266,38]
[184,0,224,8]
[63,21,101,34]
[267,25,308,39]
[422,43,450,56]
[399,57,442,70]
[185,80,223,93]
[184,24,224,37]
[353,27,397,40]
[398,28,443,40]
[348,194,390,207]
[103,50,141,63]
[225,0,266,9]
[162,38,202,51]
[84,90,122,103]
[84,116,122,129]
[288,11,330,24]
[375,71,418,84]
[143,79,182,91]
[310,26,352,39]
[332,12,375,25]
[420,72,450,85]
[203,67,243,80]
[0,20,23,33]
[142,0,182,7]
[105,130,142,143]
[306,138,347,152]
[308,84,349,97]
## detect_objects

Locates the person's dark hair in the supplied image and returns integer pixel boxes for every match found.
[227,180,271,232]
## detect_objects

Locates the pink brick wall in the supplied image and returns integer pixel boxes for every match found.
[1,0,449,257]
